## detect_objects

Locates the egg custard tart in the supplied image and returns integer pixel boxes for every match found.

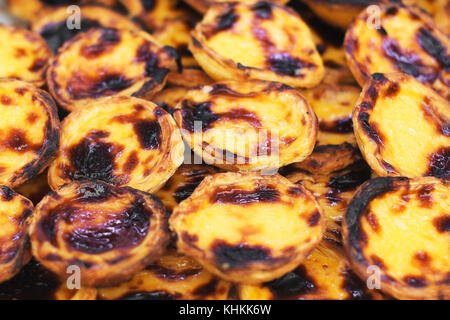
[48,96,184,193]
[0,79,60,188]
[170,172,325,284]
[353,72,449,180]
[343,176,450,300]
[0,26,52,87]
[0,186,33,283]
[189,1,324,88]
[47,27,178,111]
[344,3,450,99]
[30,179,170,287]
[173,80,318,172]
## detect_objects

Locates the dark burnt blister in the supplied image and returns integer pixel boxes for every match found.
[41,19,102,52]
[216,6,238,32]
[193,278,220,297]
[80,28,121,59]
[268,53,315,76]
[382,38,438,84]
[1,185,16,201]
[213,241,272,269]
[327,164,372,193]
[417,27,450,69]
[181,101,218,132]
[319,117,353,134]
[358,111,385,146]
[211,185,280,205]
[403,275,428,288]
[133,119,162,150]
[64,198,151,254]
[427,147,449,180]
[252,1,273,19]
[341,268,375,300]
[67,72,136,100]
[263,265,317,299]
[433,215,450,233]
[67,130,124,184]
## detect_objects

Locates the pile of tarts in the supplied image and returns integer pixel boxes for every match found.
[0,0,448,301]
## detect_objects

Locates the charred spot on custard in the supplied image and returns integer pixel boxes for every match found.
[427,147,449,180]
[414,251,431,264]
[268,53,315,77]
[403,275,428,288]
[319,117,353,134]
[67,130,124,184]
[135,42,171,80]
[133,119,162,150]
[307,210,321,227]
[29,59,47,72]
[64,199,151,254]
[358,112,385,146]
[416,184,434,208]
[210,184,280,205]
[123,151,139,174]
[0,185,15,201]
[181,100,263,132]
[119,290,178,300]
[417,27,450,69]
[193,278,220,297]
[382,38,438,84]
[216,6,238,33]
[263,265,317,299]
[433,215,450,233]
[3,129,41,154]
[327,164,372,193]
[67,72,136,100]
[341,268,374,300]
[41,19,102,52]
[212,240,272,269]
[252,1,273,19]
[80,28,121,59]
[181,101,216,132]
